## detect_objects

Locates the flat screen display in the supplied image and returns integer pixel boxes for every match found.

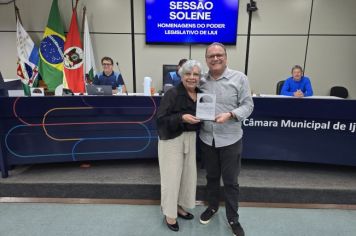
[145,0,239,45]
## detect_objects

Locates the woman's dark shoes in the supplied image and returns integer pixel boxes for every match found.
[177,211,194,220]
[165,217,179,231]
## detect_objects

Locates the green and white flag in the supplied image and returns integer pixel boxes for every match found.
[83,13,97,84]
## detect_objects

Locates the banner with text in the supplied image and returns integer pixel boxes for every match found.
[145,0,239,44]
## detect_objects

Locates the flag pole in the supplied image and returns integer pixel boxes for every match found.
[14,2,21,68]
[82,5,87,86]
[14,1,22,24]
[76,0,79,9]
[82,6,86,39]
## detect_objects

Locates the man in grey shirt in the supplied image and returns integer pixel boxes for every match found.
[199,42,254,236]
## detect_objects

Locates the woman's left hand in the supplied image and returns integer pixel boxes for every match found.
[182,114,201,124]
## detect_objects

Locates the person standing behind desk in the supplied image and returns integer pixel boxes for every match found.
[93,56,127,94]
[199,42,254,236]
[163,58,188,87]
[156,60,202,232]
[281,65,313,97]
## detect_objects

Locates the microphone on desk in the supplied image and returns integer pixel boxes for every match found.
[116,61,128,95]
[62,88,74,96]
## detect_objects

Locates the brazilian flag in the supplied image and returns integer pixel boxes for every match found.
[38,0,65,92]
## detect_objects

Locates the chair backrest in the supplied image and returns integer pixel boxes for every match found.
[276,80,285,95]
[0,71,4,87]
[330,86,348,98]
[162,64,177,82]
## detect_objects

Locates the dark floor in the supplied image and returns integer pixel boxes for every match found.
[1,159,356,204]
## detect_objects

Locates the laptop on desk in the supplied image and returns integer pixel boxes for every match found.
[86,84,112,95]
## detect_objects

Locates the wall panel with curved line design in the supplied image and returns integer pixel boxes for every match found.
[1,96,159,169]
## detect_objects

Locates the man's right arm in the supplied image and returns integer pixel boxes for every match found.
[280,79,294,96]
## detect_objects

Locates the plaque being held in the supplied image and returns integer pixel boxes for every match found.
[196,93,216,121]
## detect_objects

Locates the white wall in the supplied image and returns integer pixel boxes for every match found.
[1,0,355,97]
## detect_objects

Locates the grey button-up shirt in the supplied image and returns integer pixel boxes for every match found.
[199,67,254,147]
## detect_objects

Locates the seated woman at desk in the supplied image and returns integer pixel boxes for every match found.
[281,65,313,97]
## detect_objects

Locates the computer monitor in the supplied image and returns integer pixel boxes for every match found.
[162,65,177,81]
[0,72,24,96]
[162,64,178,90]
[0,72,23,90]
[0,71,5,88]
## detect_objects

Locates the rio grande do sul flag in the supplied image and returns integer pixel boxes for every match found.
[16,19,39,96]
[38,0,65,92]
[63,7,85,93]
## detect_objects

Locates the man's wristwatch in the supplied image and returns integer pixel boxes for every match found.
[229,112,234,119]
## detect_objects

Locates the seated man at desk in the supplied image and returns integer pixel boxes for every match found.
[281,65,313,97]
[93,56,127,94]
[163,58,187,87]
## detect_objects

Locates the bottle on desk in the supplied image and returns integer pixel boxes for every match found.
[144,76,152,96]
[117,85,123,95]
